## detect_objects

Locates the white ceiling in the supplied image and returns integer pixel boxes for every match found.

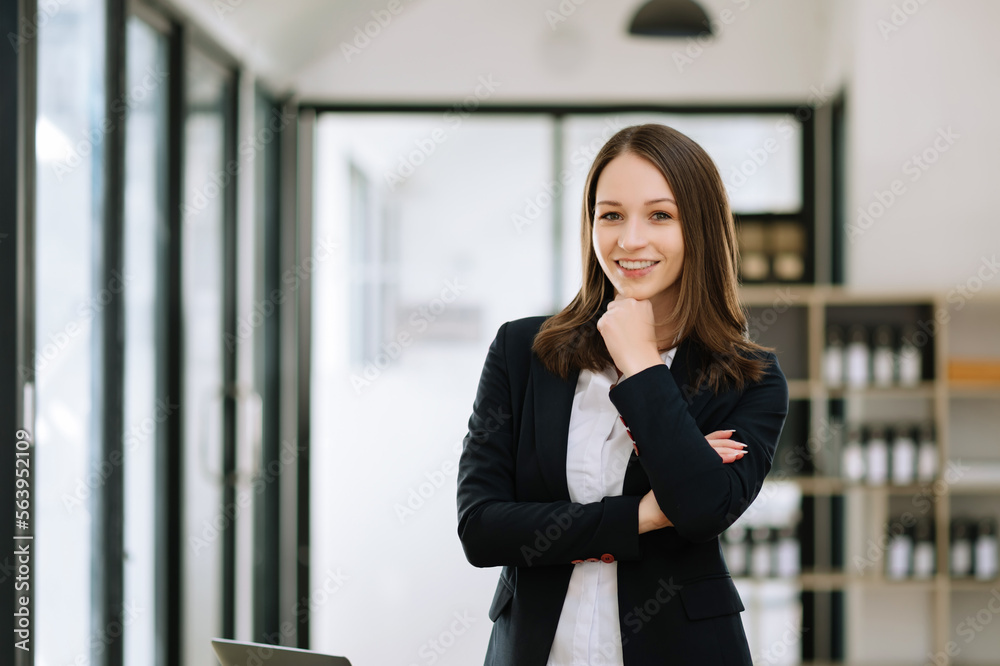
[164,0,832,103]
[165,0,419,94]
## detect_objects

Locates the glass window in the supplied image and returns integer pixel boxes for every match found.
[34,1,105,663]
[123,15,169,666]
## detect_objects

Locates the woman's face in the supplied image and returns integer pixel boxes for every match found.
[592,151,685,313]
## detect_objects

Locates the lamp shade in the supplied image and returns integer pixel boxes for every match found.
[628,0,713,37]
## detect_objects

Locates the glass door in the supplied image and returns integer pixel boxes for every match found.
[182,44,235,665]
[122,12,170,666]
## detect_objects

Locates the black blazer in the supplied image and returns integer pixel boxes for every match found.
[456,315,789,666]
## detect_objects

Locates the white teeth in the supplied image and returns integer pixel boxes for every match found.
[618,260,657,270]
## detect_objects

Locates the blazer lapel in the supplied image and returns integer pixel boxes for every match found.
[531,338,716,502]
[532,358,578,501]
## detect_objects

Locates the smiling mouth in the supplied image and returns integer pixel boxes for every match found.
[616,260,659,270]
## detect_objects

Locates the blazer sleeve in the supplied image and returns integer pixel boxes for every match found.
[608,352,788,544]
[456,321,643,568]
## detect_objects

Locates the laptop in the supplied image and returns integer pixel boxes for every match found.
[211,638,352,666]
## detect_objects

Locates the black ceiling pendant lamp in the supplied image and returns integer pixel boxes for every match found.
[628,0,713,37]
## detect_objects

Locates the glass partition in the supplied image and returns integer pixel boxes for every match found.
[34,1,105,663]
[123,15,169,666]
[182,45,232,666]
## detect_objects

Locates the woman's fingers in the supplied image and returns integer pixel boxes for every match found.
[707,437,745,446]
[706,440,747,463]
[717,448,747,459]
[704,430,745,463]
[707,439,746,450]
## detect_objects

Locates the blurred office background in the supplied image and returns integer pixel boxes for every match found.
[2,0,1000,665]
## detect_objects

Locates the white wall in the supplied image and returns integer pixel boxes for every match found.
[844,0,1000,290]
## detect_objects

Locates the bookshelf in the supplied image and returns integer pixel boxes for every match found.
[735,285,1000,665]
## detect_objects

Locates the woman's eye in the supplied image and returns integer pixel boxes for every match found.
[652,211,673,221]
[599,212,622,221]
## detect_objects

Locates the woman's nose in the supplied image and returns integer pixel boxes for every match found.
[618,218,648,251]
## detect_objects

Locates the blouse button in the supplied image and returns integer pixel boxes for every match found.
[585,557,599,563]
[601,553,615,563]
[571,559,584,564]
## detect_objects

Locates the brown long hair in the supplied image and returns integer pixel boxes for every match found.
[532,123,770,393]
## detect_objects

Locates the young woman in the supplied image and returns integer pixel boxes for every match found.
[456,124,788,666]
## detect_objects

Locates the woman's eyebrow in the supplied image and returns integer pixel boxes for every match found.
[596,198,676,206]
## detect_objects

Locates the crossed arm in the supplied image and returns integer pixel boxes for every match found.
[610,360,788,543]
[456,322,788,568]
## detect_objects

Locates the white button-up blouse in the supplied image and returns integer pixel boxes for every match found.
[546,346,677,666]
